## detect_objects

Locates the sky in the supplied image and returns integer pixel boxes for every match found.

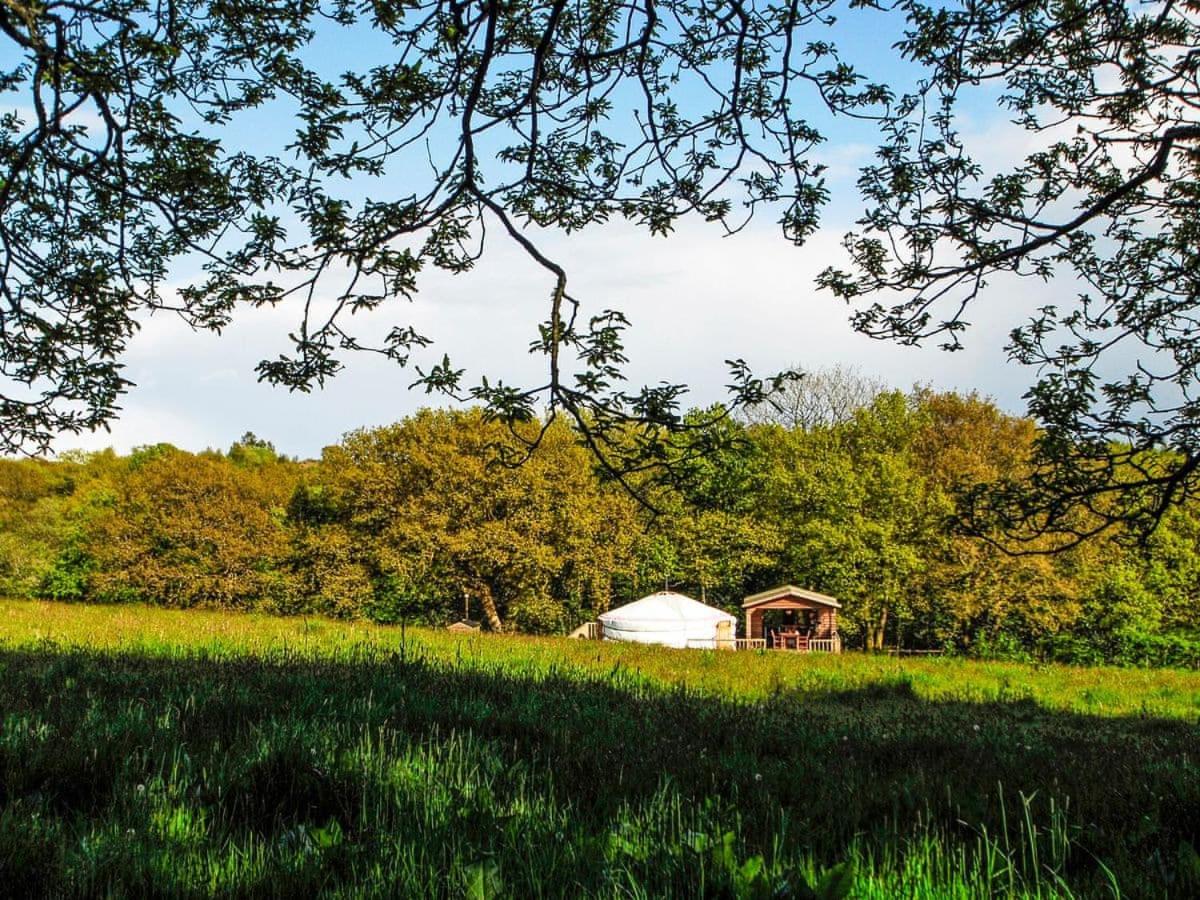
[70,210,1041,460]
[21,4,1060,461]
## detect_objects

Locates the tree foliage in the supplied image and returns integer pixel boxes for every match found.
[310,409,641,631]
[0,0,818,474]
[818,0,1200,543]
[0,387,1199,661]
[7,0,1198,538]
[87,448,300,608]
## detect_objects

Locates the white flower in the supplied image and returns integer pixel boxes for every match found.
[973,724,981,732]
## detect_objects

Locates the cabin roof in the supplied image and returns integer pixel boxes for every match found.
[742,585,841,609]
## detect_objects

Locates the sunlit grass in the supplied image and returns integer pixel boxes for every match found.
[3,599,1197,720]
[0,600,1197,897]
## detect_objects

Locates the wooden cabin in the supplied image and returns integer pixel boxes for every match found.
[742,585,842,653]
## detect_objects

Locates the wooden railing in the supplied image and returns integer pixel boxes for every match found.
[566,627,838,653]
[762,634,843,653]
[808,636,842,654]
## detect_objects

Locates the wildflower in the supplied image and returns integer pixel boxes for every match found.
[135,784,146,795]
[754,773,762,782]
[973,724,980,732]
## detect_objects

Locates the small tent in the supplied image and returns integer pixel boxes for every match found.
[599,591,737,649]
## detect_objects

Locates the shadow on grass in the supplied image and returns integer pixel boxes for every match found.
[0,642,1197,897]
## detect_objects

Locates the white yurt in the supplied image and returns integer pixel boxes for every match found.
[598,591,737,649]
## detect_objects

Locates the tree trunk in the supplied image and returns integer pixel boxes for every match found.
[867,606,889,651]
[477,584,503,633]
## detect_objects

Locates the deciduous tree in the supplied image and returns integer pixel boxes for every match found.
[87,449,300,608]
[316,409,640,632]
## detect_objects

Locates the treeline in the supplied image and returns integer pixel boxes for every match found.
[2,382,1199,666]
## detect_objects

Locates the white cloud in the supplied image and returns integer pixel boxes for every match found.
[54,214,1048,460]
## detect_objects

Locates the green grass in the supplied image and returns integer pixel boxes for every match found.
[0,600,1198,897]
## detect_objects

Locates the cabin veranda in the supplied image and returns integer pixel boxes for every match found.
[742,585,842,653]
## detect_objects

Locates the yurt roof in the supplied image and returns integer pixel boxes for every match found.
[599,591,736,625]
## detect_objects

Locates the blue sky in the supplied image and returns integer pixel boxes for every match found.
[33,3,1050,459]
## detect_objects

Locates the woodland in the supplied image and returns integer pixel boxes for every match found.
[4,372,1198,666]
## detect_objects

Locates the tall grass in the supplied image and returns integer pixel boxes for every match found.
[4,599,1198,719]
[0,600,1198,897]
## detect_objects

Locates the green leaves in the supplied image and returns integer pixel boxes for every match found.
[809,862,855,900]
[837,0,1200,541]
[1,0,845,481]
[691,829,855,899]
[3,0,1197,547]
[1177,841,1200,891]
[313,409,641,632]
[309,819,344,850]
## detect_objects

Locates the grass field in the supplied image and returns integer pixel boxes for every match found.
[0,600,1198,897]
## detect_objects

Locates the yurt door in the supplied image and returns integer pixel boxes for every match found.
[715,620,733,650]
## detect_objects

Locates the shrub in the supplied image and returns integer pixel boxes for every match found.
[1041,630,1200,669]
[37,545,92,602]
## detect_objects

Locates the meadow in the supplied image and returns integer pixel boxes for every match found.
[0,600,1198,898]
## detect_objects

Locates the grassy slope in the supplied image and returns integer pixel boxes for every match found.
[0,600,1198,898]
